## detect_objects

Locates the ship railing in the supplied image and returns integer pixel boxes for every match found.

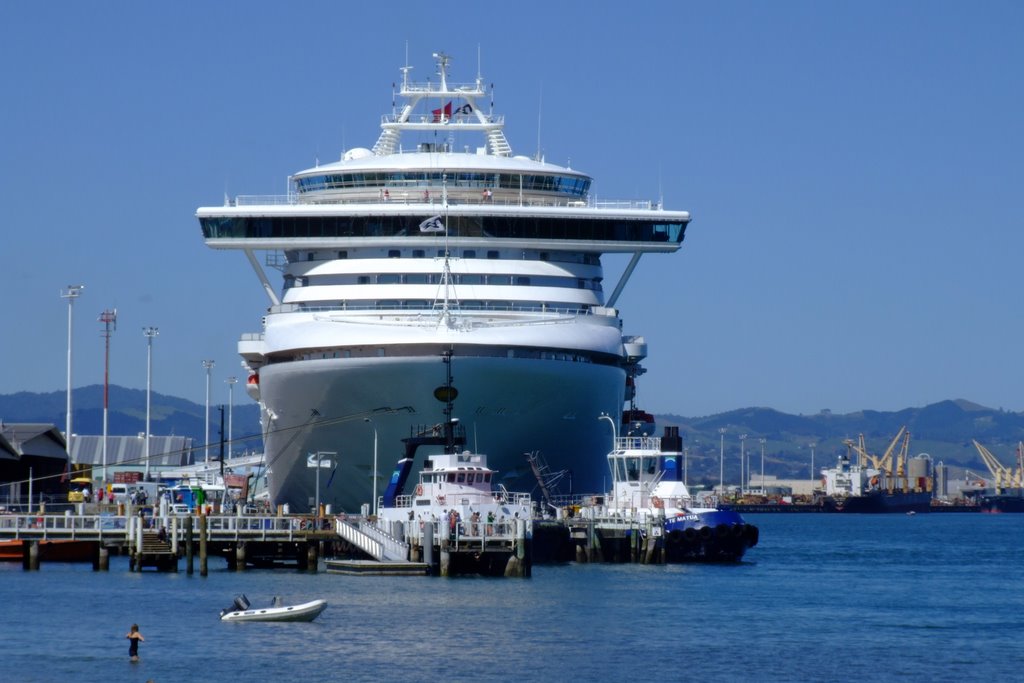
[231,192,660,210]
[592,199,658,210]
[613,435,662,452]
[273,301,599,318]
[232,194,297,206]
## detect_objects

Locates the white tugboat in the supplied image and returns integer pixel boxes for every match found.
[349,352,534,576]
[576,426,758,562]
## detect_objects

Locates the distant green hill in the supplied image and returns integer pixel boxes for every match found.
[656,399,1024,486]
[2,389,1021,484]
[0,385,262,453]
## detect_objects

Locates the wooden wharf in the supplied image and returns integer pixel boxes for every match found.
[0,510,337,573]
[0,509,532,577]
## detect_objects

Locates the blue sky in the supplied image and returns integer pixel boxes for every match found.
[2,1,1022,417]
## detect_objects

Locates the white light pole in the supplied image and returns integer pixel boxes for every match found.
[314,451,336,516]
[226,377,237,460]
[718,427,726,496]
[202,360,215,464]
[99,308,117,483]
[810,442,817,491]
[599,413,618,503]
[760,438,767,495]
[61,285,83,463]
[143,327,159,480]
[363,418,379,515]
[739,434,748,494]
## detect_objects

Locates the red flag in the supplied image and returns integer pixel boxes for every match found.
[431,101,453,122]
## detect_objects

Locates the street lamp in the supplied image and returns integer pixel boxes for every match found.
[718,427,726,496]
[364,418,379,515]
[99,308,117,483]
[739,434,748,494]
[314,450,336,516]
[60,285,83,464]
[143,327,159,480]
[202,360,215,464]
[599,413,619,503]
[760,438,767,495]
[809,442,817,491]
[226,377,237,460]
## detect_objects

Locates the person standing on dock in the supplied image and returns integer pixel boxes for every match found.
[126,624,145,662]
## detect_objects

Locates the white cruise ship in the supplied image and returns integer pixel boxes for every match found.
[196,52,690,513]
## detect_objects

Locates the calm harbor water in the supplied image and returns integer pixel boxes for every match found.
[2,513,1022,683]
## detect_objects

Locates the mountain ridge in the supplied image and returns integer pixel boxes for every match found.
[3,388,1021,484]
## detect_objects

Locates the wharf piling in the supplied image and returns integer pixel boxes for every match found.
[185,515,194,574]
[199,514,208,576]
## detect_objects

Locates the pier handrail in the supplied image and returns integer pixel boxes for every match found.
[0,513,127,540]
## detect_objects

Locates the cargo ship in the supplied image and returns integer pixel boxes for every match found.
[979,492,1024,513]
[821,450,933,514]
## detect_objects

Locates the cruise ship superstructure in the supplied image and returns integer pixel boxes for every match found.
[197,53,690,512]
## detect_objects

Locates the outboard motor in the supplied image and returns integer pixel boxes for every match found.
[233,594,250,611]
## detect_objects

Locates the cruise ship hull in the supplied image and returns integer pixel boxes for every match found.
[257,354,625,512]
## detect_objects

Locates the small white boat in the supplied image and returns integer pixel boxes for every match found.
[220,594,327,622]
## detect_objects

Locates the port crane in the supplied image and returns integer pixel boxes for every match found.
[971,440,1024,493]
[842,427,911,492]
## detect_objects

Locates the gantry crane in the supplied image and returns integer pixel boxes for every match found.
[842,427,911,491]
[971,440,1024,493]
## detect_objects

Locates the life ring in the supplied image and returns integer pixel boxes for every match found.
[437,495,446,505]
[651,496,664,509]
[415,484,424,496]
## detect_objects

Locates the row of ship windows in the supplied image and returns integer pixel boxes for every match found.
[290,249,602,266]
[201,215,686,243]
[423,472,491,484]
[284,273,603,291]
[294,171,591,197]
[292,301,591,314]
[292,346,594,363]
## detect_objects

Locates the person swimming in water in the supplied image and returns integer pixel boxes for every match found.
[126,623,145,661]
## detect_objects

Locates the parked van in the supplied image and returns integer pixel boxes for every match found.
[110,481,161,505]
